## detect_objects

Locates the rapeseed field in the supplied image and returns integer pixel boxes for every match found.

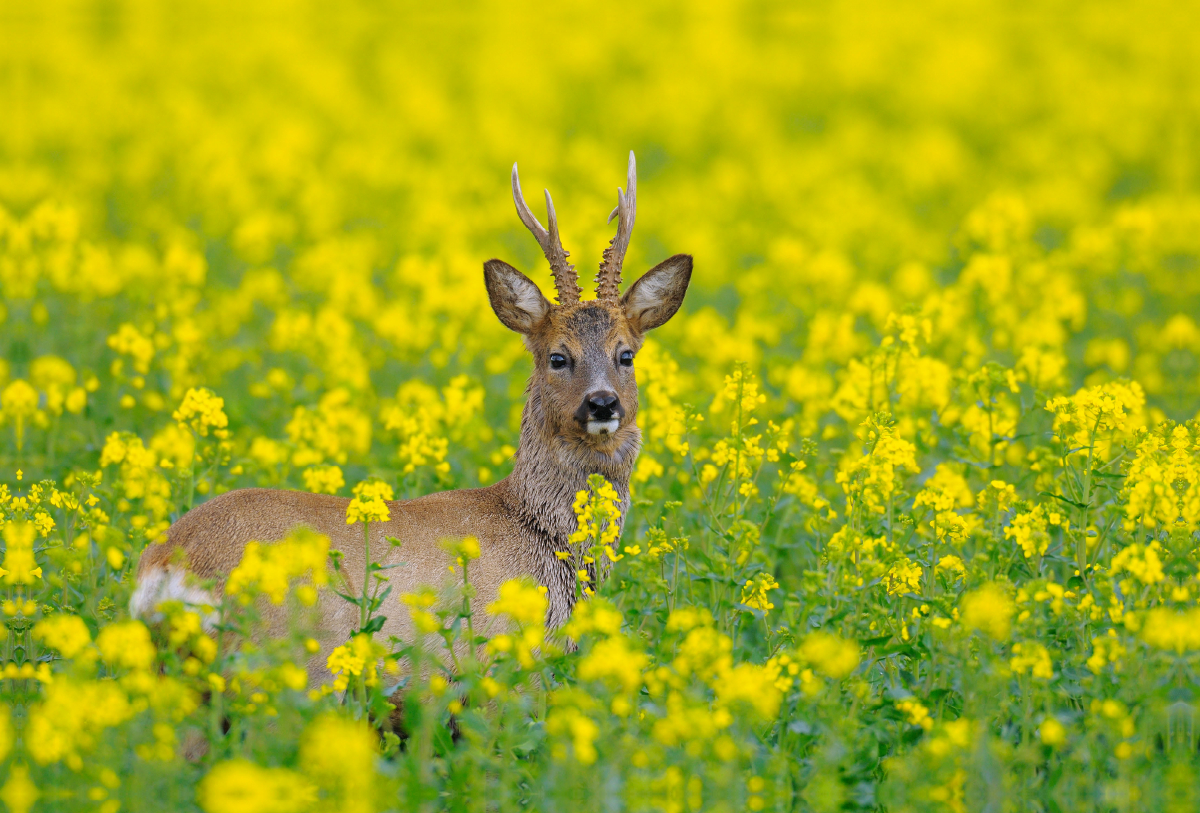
[1,3,1198,810]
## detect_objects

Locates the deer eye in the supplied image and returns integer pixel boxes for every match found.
[619,350,634,367]
[549,353,568,370]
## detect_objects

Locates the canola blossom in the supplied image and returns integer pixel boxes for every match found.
[0,4,1198,811]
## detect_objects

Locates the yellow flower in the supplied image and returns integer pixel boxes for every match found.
[578,634,647,692]
[569,474,623,564]
[883,557,921,597]
[837,415,919,516]
[977,480,1019,515]
[935,555,966,580]
[650,690,734,749]
[287,389,372,466]
[665,606,714,632]
[2,521,42,585]
[798,631,860,679]
[1045,380,1145,449]
[345,495,389,524]
[0,705,11,764]
[0,765,38,813]
[302,464,345,495]
[326,634,385,693]
[443,535,481,565]
[401,587,442,634]
[960,583,1015,640]
[226,528,330,604]
[717,662,783,719]
[32,615,93,660]
[925,718,972,757]
[30,356,80,416]
[248,437,289,469]
[352,479,394,502]
[32,512,55,537]
[1141,608,1200,654]
[914,464,974,512]
[173,387,230,438]
[1123,424,1200,530]
[1039,717,1066,747]
[1110,542,1165,586]
[345,479,394,524]
[1,380,40,417]
[740,572,779,611]
[895,699,934,731]
[1005,505,1051,559]
[106,323,155,374]
[299,715,376,813]
[546,704,600,765]
[96,620,156,671]
[1087,631,1127,673]
[487,579,548,628]
[197,760,315,813]
[1010,642,1054,679]
[673,626,734,681]
[27,678,136,766]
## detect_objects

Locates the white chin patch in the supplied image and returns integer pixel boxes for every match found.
[587,419,620,436]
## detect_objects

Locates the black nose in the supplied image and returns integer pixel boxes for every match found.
[586,391,621,420]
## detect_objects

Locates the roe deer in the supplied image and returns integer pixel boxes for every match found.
[131,152,692,682]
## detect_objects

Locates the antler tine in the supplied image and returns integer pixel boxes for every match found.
[511,163,581,304]
[596,151,637,303]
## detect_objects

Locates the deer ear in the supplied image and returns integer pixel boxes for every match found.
[621,254,692,333]
[485,259,552,334]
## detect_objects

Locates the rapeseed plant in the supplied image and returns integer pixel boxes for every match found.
[1,2,1198,810]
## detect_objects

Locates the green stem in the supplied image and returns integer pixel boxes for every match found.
[1077,419,1102,580]
[463,560,476,665]
[207,598,228,764]
[361,520,371,633]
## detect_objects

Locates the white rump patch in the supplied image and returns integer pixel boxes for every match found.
[129,567,218,630]
[587,418,620,435]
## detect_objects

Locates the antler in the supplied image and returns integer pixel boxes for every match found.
[596,151,636,303]
[511,163,581,304]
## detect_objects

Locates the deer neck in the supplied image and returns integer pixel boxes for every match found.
[508,381,639,550]
[505,384,638,629]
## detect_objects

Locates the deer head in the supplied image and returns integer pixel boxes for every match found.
[484,152,692,459]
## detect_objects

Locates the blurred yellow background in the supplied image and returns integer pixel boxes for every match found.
[3,3,1194,288]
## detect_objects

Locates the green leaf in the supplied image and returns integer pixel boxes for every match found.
[1040,491,1089,510]
[356,615,387,636]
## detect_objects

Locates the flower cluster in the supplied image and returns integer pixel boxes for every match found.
[739,572,779,611]
[345,479,394,525]
[565,474,624,596]
[225,528,330,605]
[326,634,386,693]
[172,387,230,439]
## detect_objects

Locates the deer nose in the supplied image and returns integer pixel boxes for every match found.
[585,391,622,421]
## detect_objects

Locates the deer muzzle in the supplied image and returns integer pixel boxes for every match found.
[578,390,624,435]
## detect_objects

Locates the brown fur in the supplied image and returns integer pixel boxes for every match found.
[134,192,691,686]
